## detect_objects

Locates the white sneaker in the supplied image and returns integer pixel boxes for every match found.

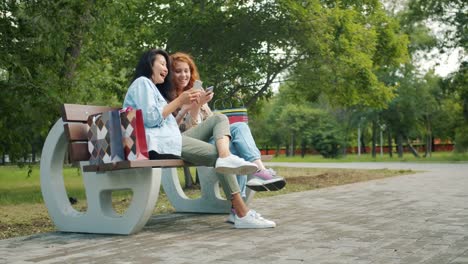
[226,212,235,224]
[215,155,258,175]
[234,210,276,229]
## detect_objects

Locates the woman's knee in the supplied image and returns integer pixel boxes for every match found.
[213,113,229,123]
[230,122,249,132]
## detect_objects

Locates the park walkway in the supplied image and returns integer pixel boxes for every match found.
[1,162,467,264]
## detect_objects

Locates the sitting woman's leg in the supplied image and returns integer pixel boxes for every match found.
[180,135,274,228]
[230,122,262,166]
[229,122,286,191]
[183,113,257,175]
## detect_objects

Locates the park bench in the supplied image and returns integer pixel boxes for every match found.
[40,103,270,235]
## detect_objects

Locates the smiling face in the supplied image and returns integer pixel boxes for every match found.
[172,61,191,89]
[151,54,168,84]
[170,53,200,96]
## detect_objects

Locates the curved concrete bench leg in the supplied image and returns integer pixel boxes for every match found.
[40,119,161,235]
[161,166,255,213]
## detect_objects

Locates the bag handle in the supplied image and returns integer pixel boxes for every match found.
[213,99,232,111]
[213,97,245,110]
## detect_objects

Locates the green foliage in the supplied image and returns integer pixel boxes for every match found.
[454,124,468,153]
[310,114,345,158]
[405,0,467,50]
[286,0,408,108]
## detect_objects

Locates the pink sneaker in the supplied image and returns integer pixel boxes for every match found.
[246,168,286,192]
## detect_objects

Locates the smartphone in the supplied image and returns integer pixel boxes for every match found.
[205,86,214,93]
[193,80,203,90]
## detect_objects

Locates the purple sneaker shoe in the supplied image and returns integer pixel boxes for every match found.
[246,168,286,192]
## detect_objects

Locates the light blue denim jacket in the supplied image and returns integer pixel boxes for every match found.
[123,77,182,156]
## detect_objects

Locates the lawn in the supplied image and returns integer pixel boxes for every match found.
[269,151,468,163]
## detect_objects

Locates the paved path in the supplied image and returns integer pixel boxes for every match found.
[1,162,467,264]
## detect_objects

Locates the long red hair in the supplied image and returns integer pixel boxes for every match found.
[170,52,200,97]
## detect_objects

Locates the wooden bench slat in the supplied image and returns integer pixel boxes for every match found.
[62,104,120,122]
[83,159,186,172]
[72,141,273,170]
[81,155,272,173]
[65,123,88,141]
[69,142,90,162]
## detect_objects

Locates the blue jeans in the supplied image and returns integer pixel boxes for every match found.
[211,122,261,197]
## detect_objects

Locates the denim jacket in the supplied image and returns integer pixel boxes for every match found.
[123,77,182,156]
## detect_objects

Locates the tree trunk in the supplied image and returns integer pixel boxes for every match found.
[387,129,393,158]
[463,97,468,122]
[301,139,306,158]
[183,167,195,189]
[289,133,295,156]
[371,120,377,158]
[405,136,420,158]
[62,0,95,80]
[275,143,280,157]
[425,119,432,157]
[425,134,432,157]
[31,144,36,163]
[292,133,296,156]
[360,132,367,154]
[396,133,404,158]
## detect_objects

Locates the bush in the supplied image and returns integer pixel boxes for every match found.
[310,117,345,158]
[454,124,468,153]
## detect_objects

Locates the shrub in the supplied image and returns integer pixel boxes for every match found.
[454,124,468,153]
[310,116,345,158]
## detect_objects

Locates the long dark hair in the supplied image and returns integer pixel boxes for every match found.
[133,48,174,101]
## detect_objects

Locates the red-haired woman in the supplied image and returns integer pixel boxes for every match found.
[170,52,286,223]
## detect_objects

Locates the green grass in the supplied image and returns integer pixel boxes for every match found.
[0,165,85,205]
[0,164,199,239]
[269,151,468,163]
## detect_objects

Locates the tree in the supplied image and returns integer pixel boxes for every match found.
[0,1,150,162]
[286,0,408,109]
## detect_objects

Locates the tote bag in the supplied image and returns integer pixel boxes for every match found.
[87,110,125,165]
[120,107,149,161]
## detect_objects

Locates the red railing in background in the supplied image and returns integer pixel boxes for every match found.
[260,143,454,156]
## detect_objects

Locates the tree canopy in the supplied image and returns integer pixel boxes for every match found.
[4,0,465,161]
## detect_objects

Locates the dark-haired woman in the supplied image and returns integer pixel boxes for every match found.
[122,49,276,228]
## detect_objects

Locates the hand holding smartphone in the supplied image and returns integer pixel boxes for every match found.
[205,86,214,93]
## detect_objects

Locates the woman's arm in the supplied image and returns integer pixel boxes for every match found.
[124,77,201,127]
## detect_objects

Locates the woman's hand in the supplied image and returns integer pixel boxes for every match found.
[199,90,214,105]
[179,89,202,105]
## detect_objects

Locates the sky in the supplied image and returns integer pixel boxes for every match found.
[418,47,463,77]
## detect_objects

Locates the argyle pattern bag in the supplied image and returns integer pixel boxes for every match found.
[120,107,149,161]
[87,110,125,165]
